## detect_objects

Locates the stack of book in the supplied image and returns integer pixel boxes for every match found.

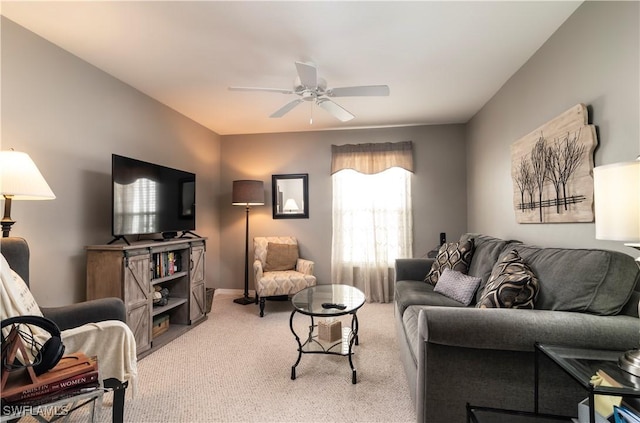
[614,404,640,423]
[1,352,100,407]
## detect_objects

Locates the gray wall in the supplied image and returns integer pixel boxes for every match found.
[220,125,467,289]
[466,1,639,255]
[1,17,222,306]
[3,0,636,305]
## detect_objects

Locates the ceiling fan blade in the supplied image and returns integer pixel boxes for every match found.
[317,98,355,122]
[229,86,294,94]
[270,99,304,118]
[295,61,317,89]
[327,85,390,97]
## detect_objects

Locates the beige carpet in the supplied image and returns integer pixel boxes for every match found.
[28,290,416,423]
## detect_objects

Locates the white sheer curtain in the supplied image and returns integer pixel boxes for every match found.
[331,142,413,303]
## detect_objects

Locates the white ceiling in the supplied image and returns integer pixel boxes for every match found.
[1,1,582,136]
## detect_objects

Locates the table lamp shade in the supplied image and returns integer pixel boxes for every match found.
[594,161,640,242]
[232,180,264,206]
[283,198,299,212]
[0,151,55,200]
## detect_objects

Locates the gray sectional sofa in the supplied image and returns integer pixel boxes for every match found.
[394,233,640,423]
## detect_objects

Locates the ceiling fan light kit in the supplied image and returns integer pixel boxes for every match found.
[229,61,389,123]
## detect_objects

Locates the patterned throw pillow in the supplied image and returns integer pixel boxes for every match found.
[424,239,475,286]
[433,268,482,306]
[264,243,299,271]
[476,249,539,309]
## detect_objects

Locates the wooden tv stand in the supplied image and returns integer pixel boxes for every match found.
[86,238,207,358]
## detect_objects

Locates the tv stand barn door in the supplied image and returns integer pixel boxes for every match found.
[86,238,208,358]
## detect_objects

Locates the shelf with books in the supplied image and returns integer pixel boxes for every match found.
[86,238,208,358]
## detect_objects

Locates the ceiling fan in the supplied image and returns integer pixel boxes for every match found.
[228,61,390,122]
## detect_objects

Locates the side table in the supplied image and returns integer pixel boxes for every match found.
[535,343,640,423]
[289,284,366,384]
[466,404,571,422]
[1,388,104,423]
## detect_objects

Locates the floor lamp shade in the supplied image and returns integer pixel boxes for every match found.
[232,180,265,206]
[594,160,640,242]
[0,151,56,237]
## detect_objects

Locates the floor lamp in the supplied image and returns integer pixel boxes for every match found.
[594,158,640,377]
[232,180,264,305]
[0,150,56,237]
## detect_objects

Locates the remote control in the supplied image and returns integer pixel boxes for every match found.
[321,303,346,310]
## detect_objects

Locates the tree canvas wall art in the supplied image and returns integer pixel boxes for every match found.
[511,104,597,223]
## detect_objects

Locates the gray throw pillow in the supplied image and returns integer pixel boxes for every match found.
[424,238,475,286]
[433,268,482,306]
[476,249,539,309]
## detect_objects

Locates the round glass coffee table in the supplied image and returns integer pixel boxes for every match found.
[289,284,366,384]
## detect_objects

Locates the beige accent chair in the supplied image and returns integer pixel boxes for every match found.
[253,236,317,317]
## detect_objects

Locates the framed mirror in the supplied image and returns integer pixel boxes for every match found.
[272,174,309,219]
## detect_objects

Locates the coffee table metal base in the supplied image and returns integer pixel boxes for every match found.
[290,312,360,384]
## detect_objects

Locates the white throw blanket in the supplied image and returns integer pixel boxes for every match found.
[1,254,137,393]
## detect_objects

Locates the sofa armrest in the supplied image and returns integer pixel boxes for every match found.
[41,297,126,331]
[296,258,314,275]
[395,258,434,282]
[418,306,639,353]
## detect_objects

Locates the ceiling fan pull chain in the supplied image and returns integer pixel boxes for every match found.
[310,102,314,125]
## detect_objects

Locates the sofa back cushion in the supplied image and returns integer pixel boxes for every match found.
[424,239,474,285]
[514,245,638,315]
[461,234,521,303]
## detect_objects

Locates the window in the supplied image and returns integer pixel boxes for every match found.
[331,142,413,302]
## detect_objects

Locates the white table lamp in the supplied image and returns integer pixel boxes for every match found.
[0,150,56,237]
[594,159,640,377]
[283,198,299,213]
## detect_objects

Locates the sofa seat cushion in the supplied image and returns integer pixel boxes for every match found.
[515,245,638,315]
[395,280,464,316]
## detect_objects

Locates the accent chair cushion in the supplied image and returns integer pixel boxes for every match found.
[424,239,475,286]
[264,243,299,271]
[255,271,317,297]
[476,249,539,309]
[433,268,482,306]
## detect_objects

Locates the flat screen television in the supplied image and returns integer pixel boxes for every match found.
[112,154,196,240]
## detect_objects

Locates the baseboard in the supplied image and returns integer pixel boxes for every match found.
[214,288,256,297]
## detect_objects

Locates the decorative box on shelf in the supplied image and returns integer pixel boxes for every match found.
[318,319,341,342]
[152,315,170,338]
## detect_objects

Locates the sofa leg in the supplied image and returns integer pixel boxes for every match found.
[259,297,265,317]
[103,378,128,423]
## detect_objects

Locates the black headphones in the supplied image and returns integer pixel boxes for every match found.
[1,315,65,376]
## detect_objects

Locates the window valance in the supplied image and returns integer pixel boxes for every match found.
[330,141,414,175]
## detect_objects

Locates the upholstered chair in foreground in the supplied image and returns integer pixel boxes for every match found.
[253,236,316,317]
[1,237,135,423]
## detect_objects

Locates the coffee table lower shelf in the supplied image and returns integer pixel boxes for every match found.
[467,404,573,423]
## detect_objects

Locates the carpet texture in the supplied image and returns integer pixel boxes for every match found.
[22,290,416,423]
